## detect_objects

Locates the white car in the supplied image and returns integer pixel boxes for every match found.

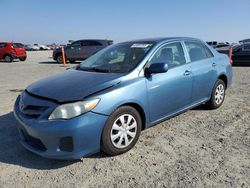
[24,44,39,51]
[33,44,51,50]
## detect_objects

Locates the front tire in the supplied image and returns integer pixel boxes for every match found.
[101,106,142,156]
[56,54,63,63]
[207,79,226,109]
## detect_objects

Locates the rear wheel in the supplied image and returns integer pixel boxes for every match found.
[19,56,27,61]
[101,106,142,156]
[4,55,13,62]
[207,79,226,109]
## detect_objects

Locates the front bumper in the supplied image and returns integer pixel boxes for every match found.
[14,96,108,159]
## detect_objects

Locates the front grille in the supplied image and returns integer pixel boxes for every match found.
[19,92,50,119]
[21,130,47,151]
[21,105,48,119]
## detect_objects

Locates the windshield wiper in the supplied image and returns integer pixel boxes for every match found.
[79,66,111,73]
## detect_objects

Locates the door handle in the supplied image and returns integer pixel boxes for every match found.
[184,70,192,76]
[212,62,217,67]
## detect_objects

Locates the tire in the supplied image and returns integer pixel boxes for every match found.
[101,106,142,156]
[207,79,226,109]
[19,56,26,61]
[56,54,63,63]
[4,54,13,62]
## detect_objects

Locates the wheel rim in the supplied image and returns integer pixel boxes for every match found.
[110,114,137,149]
[215,84,224,105]
[57,55,62,63]
[5,56,11,62]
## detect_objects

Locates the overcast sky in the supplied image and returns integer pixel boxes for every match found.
[1,0,250,44]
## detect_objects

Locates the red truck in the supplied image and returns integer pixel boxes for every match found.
[0,42,27,62]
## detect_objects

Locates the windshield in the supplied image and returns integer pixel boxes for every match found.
[79,42,155,73]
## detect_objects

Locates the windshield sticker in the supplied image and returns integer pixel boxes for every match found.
[131,44,152,48]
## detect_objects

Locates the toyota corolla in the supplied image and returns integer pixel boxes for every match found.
[14,37,232,159]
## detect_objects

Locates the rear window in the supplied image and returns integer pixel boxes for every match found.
[0,43,6,48]
[12,43,24,48]
[108,40,113,45]
[82,40,103,46]
[185,41,213,62]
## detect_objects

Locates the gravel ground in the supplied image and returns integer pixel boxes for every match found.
[0,51,249,188]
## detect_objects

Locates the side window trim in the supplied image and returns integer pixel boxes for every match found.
[147,41,186,66]
[184,40,214,63]
[181,41,191,63]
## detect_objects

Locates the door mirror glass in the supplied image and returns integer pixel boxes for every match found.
[145,63,168,75]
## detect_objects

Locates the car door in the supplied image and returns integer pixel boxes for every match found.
[66,41,82,60]
[0,43,6,59]
[184,40,217,104]
[79,40,103,59]
[145,42,193,123]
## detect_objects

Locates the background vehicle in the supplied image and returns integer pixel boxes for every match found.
[232,43,250,65]
[207,41,218,47]
[14,37,232,159]
[53,39,113,63]
[0,42,27,62]
[239,39,250,44]
[33,44,51,50]
[24,44,39,51]
[215,43,231,55]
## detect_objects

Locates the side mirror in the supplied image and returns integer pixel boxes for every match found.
[145,63,168,75]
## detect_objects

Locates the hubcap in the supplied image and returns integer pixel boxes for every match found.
[110,114,137,149]
[5,56,11,62]
[57,55,62,63]
[215,84,224,105]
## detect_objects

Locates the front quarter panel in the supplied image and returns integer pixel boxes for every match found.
[90,77,150,126]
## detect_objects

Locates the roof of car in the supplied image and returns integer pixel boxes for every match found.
[123,37,200,43]
[0,42,23,44]
[0,42,13,44]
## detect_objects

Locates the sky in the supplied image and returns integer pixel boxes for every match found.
[1,0,250,44]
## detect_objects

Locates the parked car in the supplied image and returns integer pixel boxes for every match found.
[232,43,250,65]
[239,39,250,44]
[33,44,51,50]
[52,39,113,63]
[0,42,27,62]
[24,44,40,51]
[215,44,231,55]
[207,41,229,47]
[14,37,232,159]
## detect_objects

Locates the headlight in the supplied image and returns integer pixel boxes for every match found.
[49,99,100,120]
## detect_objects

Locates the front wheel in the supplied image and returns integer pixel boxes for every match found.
[207,79,226,109]
[56,54,63,63]
[101,106,142,156]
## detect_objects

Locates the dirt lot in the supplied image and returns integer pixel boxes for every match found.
[0,51,249,188]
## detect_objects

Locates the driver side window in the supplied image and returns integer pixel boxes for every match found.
[150,42,186,69]
[71,41,81,47]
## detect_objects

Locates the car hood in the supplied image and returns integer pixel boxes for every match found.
[26,69,124,103]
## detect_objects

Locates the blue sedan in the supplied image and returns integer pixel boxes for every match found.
[14,37,232,159]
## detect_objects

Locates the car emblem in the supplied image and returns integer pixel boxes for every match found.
[19,99,25,111]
